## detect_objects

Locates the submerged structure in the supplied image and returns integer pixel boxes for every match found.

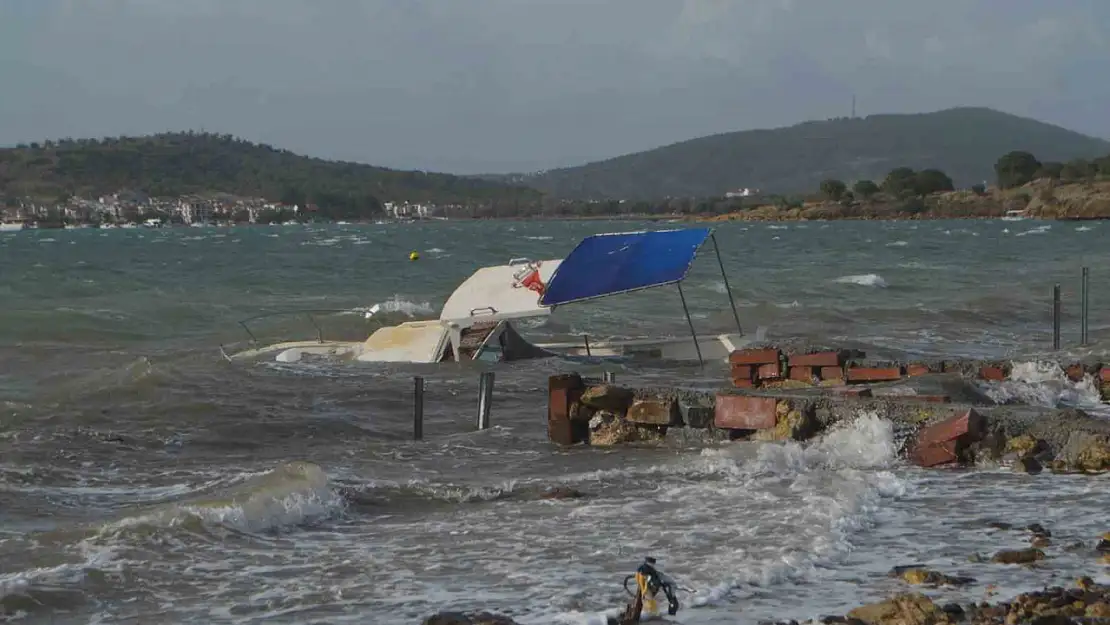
[223,227,749,365]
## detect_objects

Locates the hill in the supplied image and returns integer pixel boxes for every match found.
[0,133,540,217]
[497,107,1110,200]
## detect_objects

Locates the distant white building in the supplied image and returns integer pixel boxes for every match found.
[725,188,758,198]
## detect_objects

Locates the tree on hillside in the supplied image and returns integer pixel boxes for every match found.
[914,169,954,195]
[1060,158,1094,182]
[1094,155,1110,176]
[819,178,847,201]
[1035,162,1063,180]
[995,151,1041,188]
[852,179,879,200]
[882,167,918,197]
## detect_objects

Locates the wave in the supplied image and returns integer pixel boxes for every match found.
[351,295,436,319]
[1015,225,1051,237]
[833,274,887,288]
[978,360,1105,414]
[1,462,341,613]
[885,240,908,247]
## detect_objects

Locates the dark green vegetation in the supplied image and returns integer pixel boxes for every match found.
[0,133,540,219]
[492,107,1110,199]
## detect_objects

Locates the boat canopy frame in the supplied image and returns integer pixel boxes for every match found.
[539,227,743,365]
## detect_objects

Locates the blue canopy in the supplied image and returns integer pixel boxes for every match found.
[540,227,713,307]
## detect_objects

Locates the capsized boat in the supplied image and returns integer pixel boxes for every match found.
[222,227,750,364]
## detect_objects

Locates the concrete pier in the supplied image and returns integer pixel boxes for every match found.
[547,346,1110,473]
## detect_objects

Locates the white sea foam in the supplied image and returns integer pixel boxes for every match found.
[833,274,887,288]
[1015,225,1051,237]
[352,295,435,318]
[885,240,908,247]
[979,360,1105,414]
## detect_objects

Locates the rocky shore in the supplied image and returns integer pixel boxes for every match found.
[698,180,1110,222]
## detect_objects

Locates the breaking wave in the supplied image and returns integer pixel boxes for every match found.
[979,360,1105,414]
[833,274,887,288]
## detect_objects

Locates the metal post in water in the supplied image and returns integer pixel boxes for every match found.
[677,282,703,366]
[582,334,592,357]
[602,371,615,384]
[711,233,744,335]
[1052,283,1061,351]
[413,376,424,440]
[477,371,494,430]
[1081,267,1090,346]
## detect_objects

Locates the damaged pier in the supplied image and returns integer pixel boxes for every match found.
[548,346,1110,473]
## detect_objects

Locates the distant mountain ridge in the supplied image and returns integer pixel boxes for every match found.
[491,107,1110,199]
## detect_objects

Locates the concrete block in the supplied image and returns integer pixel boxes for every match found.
[715,394,777,429]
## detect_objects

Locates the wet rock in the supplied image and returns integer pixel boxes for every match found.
[1013,456,1043,474]
[1061,432,1110,472]
[1006,434,1046,458]
[626,398,680,426]
[987,521,1014,531]
[540,486,586,500]
[754,400,819,442]
[991,548,1046,565]
[846,592,947,625]
[587,412,665,446]
[421,612,521,625]
[1027,523,1051,537]
[1087,602,1110,618]
[1031,536,1052,549]
[1095,532,1110,553]
[580,385,634,413]
[892,567,976,587]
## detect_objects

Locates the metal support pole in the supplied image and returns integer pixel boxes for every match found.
[582,334,592,357]
[413,376,424,440]
[711,233,744,335]
[602,371,615,384]
[477,371,494,430]
[677,282,703,365]
[1052,283,1061,351]
[1080,267,1089,346]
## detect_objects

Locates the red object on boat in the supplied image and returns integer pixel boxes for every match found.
[512,262,546,296]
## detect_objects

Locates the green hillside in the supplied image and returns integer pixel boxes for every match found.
[501,107,1110,199]
[0,132,540,214]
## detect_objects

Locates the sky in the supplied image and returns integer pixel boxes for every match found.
[2,0,1109,174]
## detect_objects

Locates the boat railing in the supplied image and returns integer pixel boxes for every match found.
[233,309,356,345]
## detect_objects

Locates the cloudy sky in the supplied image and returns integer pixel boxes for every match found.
[2,0,1108,173]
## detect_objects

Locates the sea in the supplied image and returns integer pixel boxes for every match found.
[1,219,1109,625]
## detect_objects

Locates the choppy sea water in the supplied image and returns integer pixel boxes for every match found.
[2,219,1110,624]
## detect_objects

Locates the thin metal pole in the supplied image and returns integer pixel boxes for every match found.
[677,282,703,365]
[1052,283,1061,351]
[413,376,424,440]
[711,233,743,335]
[602,371,615,384]
[477,372,494,430]
[582,334,592,357]
[1081,267,1089,346]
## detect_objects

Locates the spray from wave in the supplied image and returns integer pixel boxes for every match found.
[833,274,887,288]
[979,361,1105,414]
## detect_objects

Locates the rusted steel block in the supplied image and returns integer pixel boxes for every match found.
[820,366,845,381]
[1101,367,1110,383]
[846,366,903,383]
[715,394,777,429]
[978,365,1006,381]
[731,364,754,384]
[788,366,816,383]
[757,363,782,380]
[915,409,985,448]
[906,363,931,377]
[835,387,872,398]
[626,398,681,426]
[789,351,842,368]
[912,440,959,467]
[548,374,586,445]
[729,348,781,366]
[732,378,755,389]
